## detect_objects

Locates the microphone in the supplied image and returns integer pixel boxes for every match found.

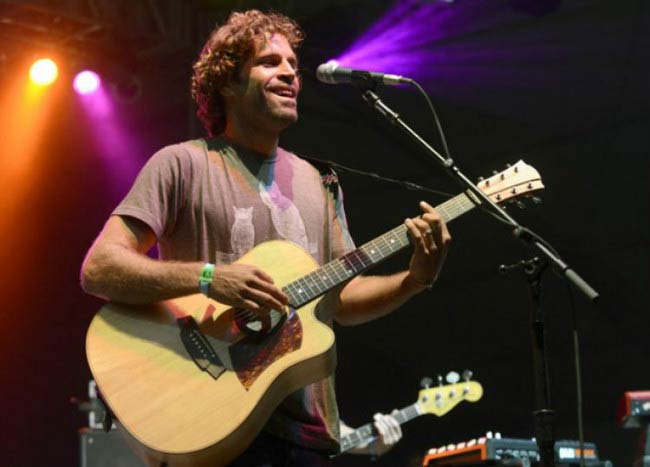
[316,60,412,87]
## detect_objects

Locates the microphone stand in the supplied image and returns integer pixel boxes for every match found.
[500,257,557,467]
[360,88,599,467]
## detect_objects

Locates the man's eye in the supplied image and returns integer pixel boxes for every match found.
[258,58,278,67]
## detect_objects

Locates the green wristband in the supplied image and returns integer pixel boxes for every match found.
[199,263,215,296]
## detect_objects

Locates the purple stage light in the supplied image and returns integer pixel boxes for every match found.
[330,0,610,128]
[73,71,101,95]
[335,1,520,81]
[76,84,140,199]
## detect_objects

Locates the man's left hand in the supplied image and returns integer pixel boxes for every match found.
[404,201,452,289]
[371,410,402,455]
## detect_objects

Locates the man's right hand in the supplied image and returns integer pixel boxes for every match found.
[210,263,289,315]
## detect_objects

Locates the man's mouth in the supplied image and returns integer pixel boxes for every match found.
[268,87,297,98]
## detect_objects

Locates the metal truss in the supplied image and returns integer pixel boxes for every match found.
[0,0,195,70]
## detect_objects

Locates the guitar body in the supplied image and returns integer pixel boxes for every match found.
[86,240,337,467]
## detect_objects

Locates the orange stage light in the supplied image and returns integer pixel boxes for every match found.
[0,57,63,250]
[29,58,59,86]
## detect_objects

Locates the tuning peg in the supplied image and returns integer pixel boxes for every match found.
[445,371,460,384]
[477,176,485,183]
[462,369,473,381]
[492,170,498,175]
[531,196,542,205]
[420,377,433,389]
[506,163,511,168]
[437,374,444,387]
[515,200,526,209]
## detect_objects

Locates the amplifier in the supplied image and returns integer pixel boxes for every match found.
[423,434,602,467]
[618,390,650,428]
[79,428,145,467]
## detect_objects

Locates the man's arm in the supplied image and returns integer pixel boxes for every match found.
[80,215,288,311]
[336,201,451,326]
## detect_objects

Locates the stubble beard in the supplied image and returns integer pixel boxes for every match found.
[262,95,299,132]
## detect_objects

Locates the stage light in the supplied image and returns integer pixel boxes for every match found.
[73,70,101,95]
[29,58,59,86]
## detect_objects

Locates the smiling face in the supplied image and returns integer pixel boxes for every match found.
[222,33,300,135]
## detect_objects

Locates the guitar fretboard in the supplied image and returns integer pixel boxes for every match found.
[283,191,478,308]
[339,402,421,453]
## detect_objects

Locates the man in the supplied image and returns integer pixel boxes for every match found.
[80,9,449,467]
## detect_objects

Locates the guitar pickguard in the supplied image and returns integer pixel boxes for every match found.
[230,308,302,390]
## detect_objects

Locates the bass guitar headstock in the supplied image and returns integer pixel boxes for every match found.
[417,370,483,417]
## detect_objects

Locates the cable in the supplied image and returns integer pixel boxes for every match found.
[408,79,453,160]
[304,154,456,199]
[567,284,586,467]
[305,155,557,251]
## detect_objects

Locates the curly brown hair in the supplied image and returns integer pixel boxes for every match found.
[191,10,305,137]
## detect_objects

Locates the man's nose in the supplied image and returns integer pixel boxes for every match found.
[277,60,297,81]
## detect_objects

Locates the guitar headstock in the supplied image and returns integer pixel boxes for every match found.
[476,160,544,205]
[416,377,483,417]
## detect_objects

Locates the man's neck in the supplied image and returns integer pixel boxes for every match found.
[222,121,280,158]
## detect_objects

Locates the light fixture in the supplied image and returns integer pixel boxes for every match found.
[73,70,101,95]
[29,58,59,86]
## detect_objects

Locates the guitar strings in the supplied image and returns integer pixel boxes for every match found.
[227,195,474,330]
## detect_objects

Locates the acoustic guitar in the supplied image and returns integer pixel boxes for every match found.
[86,160,542,467]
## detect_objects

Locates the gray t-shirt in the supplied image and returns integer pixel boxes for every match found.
[113,137,355,451]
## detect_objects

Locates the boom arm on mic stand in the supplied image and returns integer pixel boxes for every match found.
[360,88,598,301]
[358,86,599,467]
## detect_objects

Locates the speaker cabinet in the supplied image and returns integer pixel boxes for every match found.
[79,429,146,467]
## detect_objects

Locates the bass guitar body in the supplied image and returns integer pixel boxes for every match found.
[86,240,336,467]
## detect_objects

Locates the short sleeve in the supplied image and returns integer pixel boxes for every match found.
[327,174,356,260]
[112,144,191,239]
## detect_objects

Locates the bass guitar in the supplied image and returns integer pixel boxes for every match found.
[339,372,483,454]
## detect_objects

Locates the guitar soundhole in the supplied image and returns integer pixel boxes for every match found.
[234,308,286,336]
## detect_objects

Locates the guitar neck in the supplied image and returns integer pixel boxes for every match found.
[284,191,479,308]
[339,402,421,453]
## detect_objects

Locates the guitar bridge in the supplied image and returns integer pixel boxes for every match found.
[178,316,225,380]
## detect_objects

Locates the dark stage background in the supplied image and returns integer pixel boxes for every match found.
[0,0,648,466]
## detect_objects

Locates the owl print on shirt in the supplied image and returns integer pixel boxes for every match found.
[214,182,318,265]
